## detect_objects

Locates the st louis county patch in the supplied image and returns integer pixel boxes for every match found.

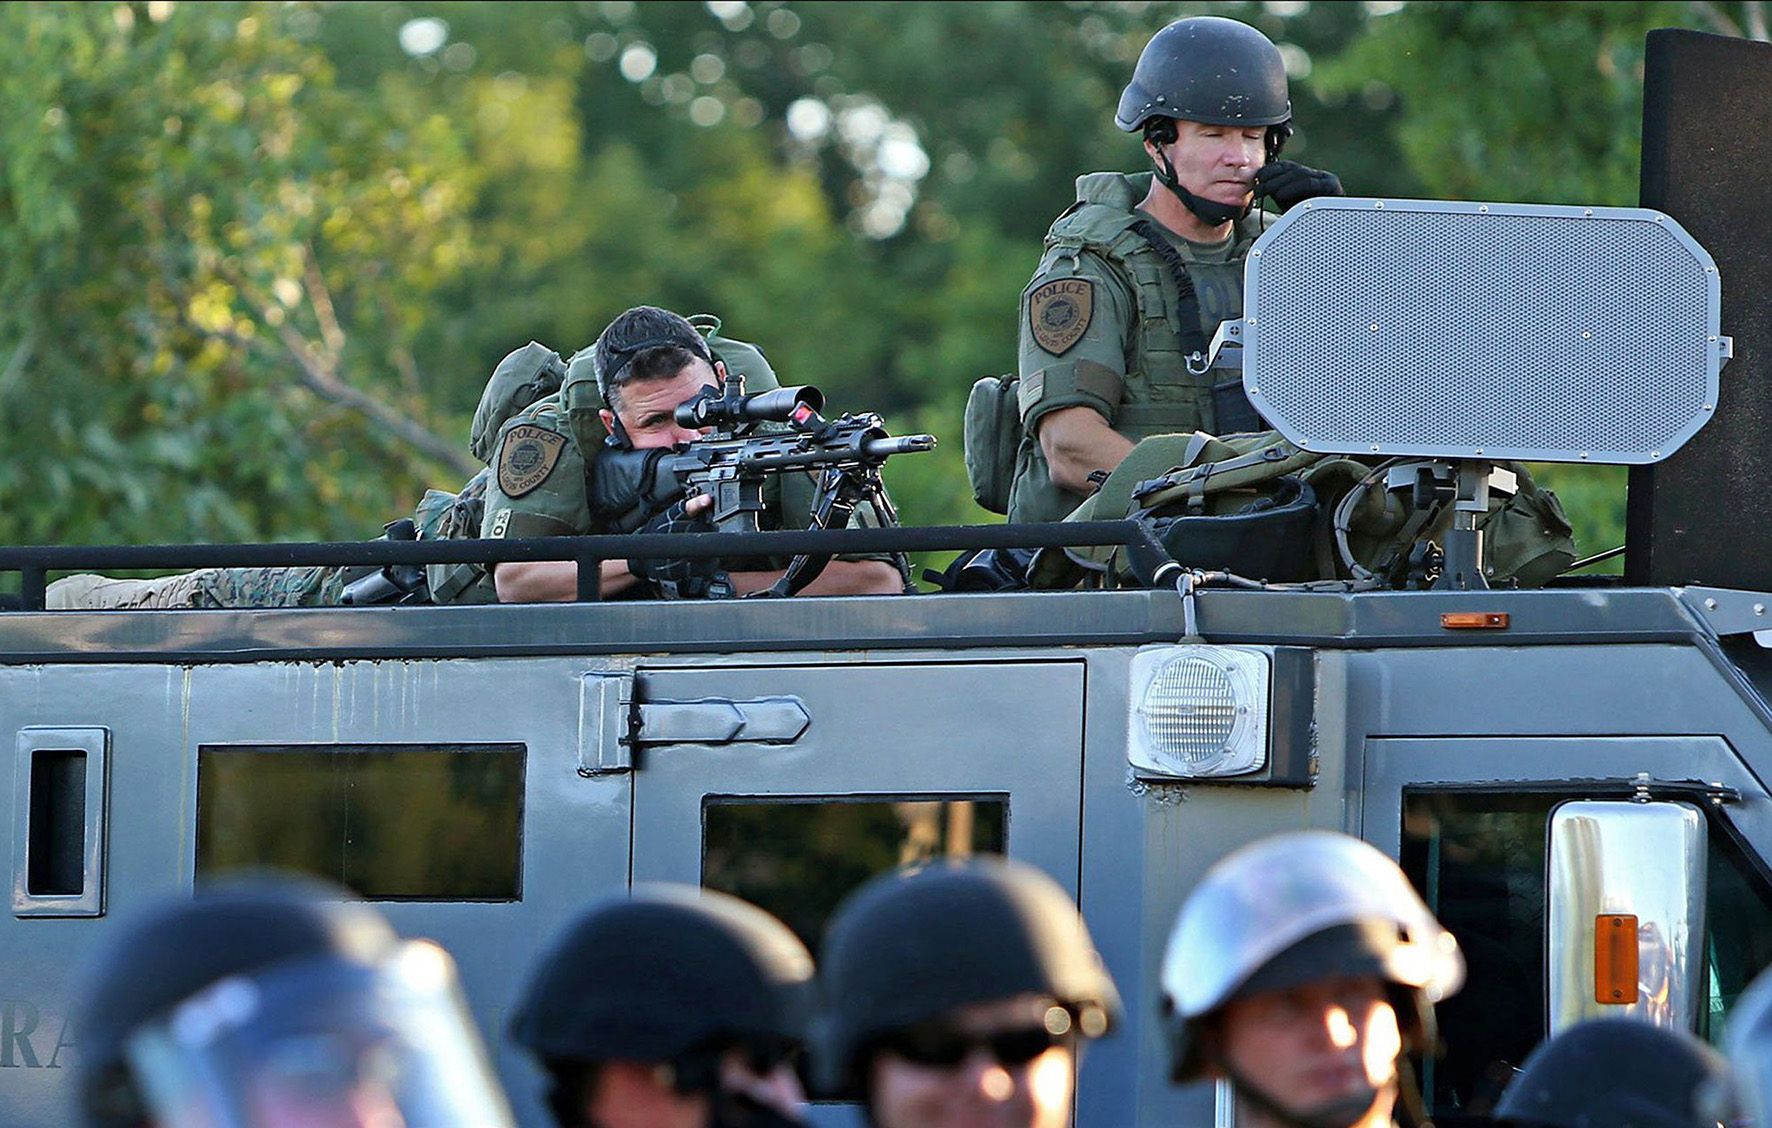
[1029,278,1094,355]
[497,425,568,498]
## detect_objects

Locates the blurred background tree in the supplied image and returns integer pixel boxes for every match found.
[1,0,1765,572]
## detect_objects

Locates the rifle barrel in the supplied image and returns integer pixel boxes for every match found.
[863,434,937,458]
[738,433,936,471]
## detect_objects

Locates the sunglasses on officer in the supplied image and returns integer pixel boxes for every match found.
[876,1019,1072,1071]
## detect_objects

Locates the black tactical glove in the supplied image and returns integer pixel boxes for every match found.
[627,500,733,599]
[1253,160,1344,212]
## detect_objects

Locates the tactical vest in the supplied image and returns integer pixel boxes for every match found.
[1037,172,1259,441]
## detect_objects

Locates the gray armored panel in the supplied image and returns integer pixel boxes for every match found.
[1241,198,1727,464]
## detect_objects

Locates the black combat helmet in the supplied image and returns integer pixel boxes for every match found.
[74,874,511,1128]
[813,857,1122,1097]
[1115,16,1292,133]
[1494,1018,1733,1128]
[509,884,816,1069]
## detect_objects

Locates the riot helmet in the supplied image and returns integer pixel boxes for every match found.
[1495,1017,1733,1128]
[1118,17,1293,225]
[509,885,814,1097]
[1116,16,1292,133]
[1161,831,1464,1083]
[73,874,513,1128]
[813,857,1122,1098]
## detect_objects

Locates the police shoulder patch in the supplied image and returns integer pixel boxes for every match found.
[1029,278,1094,355]
[497,424,568,498]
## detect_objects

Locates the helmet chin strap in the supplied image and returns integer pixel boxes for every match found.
[1221,1059,1387,1128]
[1153,148,1249,227]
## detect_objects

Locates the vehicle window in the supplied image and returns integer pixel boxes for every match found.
[1702,825,1772,1043]
[702,796,1007,954]
[196,743,524,901]
[1402,791,1772,1117]
[1401,791,1554,1117]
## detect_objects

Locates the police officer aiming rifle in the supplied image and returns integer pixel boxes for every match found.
[590,363,932,598]
[483,306,907,601]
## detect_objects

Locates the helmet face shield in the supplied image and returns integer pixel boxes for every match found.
[124,942,513,1128]
[1162,832,1464,1023]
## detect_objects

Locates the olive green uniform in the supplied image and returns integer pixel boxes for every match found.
[480,332,886,595]
[1008,171,1265,524]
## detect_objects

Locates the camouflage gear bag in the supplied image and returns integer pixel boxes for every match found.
[413,467,496,605]
[1033,430,1576,589]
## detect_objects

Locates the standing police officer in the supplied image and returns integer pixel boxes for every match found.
[1162,831,1464,1128]
[72,874,513,1128]
[508,884,815,1128]
[814,858,1121,1128]
[1006,16,1345,523]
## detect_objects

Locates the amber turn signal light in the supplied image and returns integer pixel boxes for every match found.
[1594,913,1640,1004]
[1439,612,1509,629]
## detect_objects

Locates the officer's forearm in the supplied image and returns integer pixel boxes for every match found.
[492,559,637,602]
[727,558,904,597]
[1037,406,1136,494]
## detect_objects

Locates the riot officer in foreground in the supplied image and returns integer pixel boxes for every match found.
[1493,1016,1733,1128]
[1162,831,1464,1128]
[999,15,1346,524]
[72,874,513,1128]
[1720,960,1772,1127]
[508,884,815,1128]
[814,857,1121,1128]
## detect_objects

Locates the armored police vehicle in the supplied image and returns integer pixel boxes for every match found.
[4,26,1771,1128]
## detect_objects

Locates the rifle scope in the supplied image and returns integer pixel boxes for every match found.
[676,385,825,429]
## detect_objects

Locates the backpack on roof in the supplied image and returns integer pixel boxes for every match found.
[470,342,569,464]
[1030,430,1576,590]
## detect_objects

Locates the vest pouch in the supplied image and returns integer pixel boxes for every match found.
[1481,476,1577,589]
[964,374,1023,515]
[414,470,496,605]
[560,346,611,464]
[1211,376,1265,436]
[470,343,568,464]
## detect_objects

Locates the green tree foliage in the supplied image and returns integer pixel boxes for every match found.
[0,0,1762,571]
[0,2,492,543]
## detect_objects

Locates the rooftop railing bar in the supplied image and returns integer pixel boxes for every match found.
[0,521,1160,610]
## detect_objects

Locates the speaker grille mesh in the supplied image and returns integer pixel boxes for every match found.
[1243,200,1722,463]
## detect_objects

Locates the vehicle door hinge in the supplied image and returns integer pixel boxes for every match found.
[579,672,811,775]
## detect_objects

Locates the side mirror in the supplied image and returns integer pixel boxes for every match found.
[1547,798,1707,1034]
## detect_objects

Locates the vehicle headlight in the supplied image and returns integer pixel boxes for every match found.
[1129,645,1271,779]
